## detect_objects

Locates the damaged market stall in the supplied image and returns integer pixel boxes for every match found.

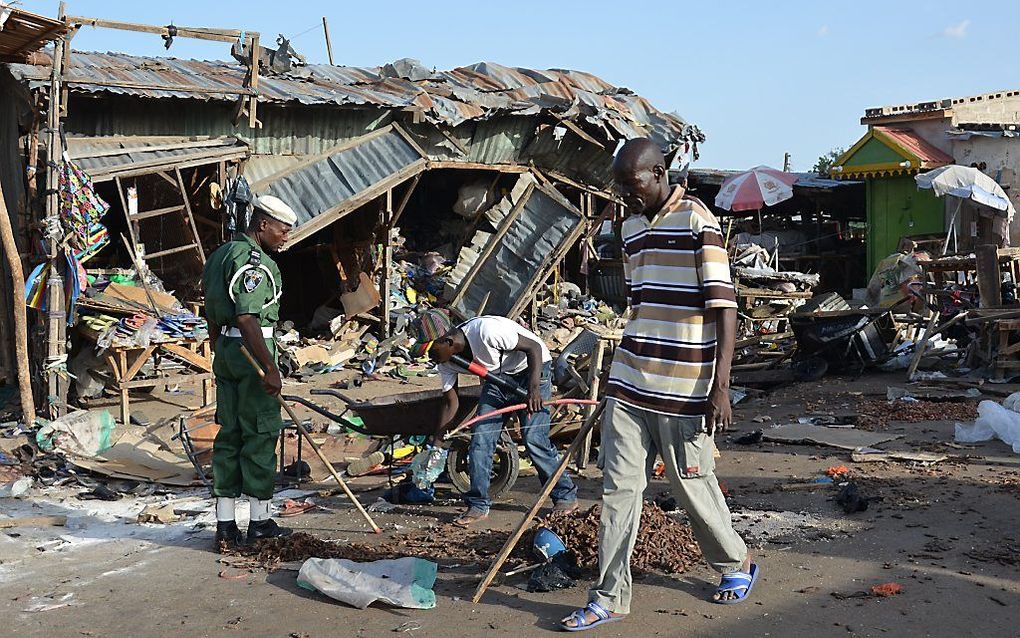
[1,11,703,418]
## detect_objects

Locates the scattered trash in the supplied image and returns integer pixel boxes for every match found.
[408,446,448,490]
[297,557,438,609]
[956,396,1020,454]
[137,503,180,524]
[79,483,121,501]
[368,498,399,513]
[527,551,582,593]
[824,465,850,478]
[836,482,869,514]
[870,582,903,597]
[0,476,32,497]
[733,429,764,445]
[22,593,78,612]
[279,499,318,517]
[36,409,116,457]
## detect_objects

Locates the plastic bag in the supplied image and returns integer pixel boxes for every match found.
[133,318,160,347]
[956,399,1020,453]
[36,410,116,457]
[408,446,447,490]
[297,557,437,609]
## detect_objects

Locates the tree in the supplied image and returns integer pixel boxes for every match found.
[813,147,845,176]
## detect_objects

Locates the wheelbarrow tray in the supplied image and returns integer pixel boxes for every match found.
[347,384,482,436]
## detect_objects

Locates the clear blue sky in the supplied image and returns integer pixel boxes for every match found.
[19,0,1017,171]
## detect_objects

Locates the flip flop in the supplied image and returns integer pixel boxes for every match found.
[560,602,625,632]
[453,509,489,527]
[279,499,317,517]
[713,563,760,604]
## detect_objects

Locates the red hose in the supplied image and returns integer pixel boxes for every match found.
[443,399,599,439]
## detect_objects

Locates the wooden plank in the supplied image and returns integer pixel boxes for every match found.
[128,205,185,221]
[389,174,420,228]
[381,191,393,338]
[577,340,606,468]
[248,33,260,129]
[322,17,334,65]
[65,15,244,42]
[123,346,157,382]
[143,242,199,260]
[0,516,67,529]
[159,343,213,372]
[123,372,215,390]
[175,167,206,262]
[427,160,529,173]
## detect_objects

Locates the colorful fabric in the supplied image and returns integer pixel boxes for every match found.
[58,160,110,263]
[606,187,737,417]
[409,309,453,359]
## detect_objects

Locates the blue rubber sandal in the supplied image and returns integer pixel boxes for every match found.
[713,563,760,604]
[560,602,625,632]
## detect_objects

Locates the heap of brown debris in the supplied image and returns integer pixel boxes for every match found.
[856,399,978,430]
[229,501,702,575]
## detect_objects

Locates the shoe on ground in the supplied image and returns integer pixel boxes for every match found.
[215,521,245,551]
[247,518,293,542]
[346,451,386,477]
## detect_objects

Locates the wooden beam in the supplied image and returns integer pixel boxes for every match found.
[143,242,200,260]
[65,15,247,43]
[128,205,185,222]
[247,33,260,129]
[322,17,334,65]
[389,173,420,228]
[976,244,1003,308]
[159,343,212,372]
[175,167,206,262]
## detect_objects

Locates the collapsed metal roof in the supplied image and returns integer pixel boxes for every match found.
[7,51,703,154]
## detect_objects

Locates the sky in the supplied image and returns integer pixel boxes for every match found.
[16,0,1018,171]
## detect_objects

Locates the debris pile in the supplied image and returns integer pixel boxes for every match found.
[857,399,978,430]
[531,503,702,574]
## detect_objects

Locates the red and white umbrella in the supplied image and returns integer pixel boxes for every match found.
[714,165,799,212]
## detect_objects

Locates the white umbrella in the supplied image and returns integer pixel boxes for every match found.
[915,165,1015,215]
[915,165,1015,253]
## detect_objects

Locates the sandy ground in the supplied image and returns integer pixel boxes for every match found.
[2,372,1019,637]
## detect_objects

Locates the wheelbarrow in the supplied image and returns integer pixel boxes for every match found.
[286,385,521,500]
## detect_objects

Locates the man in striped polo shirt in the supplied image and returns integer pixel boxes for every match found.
[561,139,757,631]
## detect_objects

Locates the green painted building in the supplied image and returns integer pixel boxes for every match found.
[832,126,952,273]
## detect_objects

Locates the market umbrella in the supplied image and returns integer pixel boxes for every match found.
[714,165,799,212]
[914,165,1015,215]
[915,164,1015,253]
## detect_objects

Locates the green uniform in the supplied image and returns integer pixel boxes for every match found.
[202,234,284,500]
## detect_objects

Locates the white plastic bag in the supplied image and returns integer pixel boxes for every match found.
[297,557,437,609]
[955,398,1020,453]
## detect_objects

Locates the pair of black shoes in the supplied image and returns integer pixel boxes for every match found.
[215,519,292,550]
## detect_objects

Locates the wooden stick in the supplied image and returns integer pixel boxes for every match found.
[0,180,35,423]
[119,234,162,316]
[239,346,381,534]
[322,17,334,65]
[906,311,966,381]
[472,399,606,603]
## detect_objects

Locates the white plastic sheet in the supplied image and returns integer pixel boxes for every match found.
[297,557,437,609]
[955,396,1020,454]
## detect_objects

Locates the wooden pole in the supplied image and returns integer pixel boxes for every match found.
[472,399,605,603]
[239,346,381,534]
[381,191,393,338]
[43,2,68,418]
[322,17,334,65]
[576,340,606,469]
[0,183,36,423]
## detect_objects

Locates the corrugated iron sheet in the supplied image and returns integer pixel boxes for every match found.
[6,51,702,153]
[254,128,422,229]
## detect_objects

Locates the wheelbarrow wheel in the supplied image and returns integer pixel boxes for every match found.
[446,432,520,500]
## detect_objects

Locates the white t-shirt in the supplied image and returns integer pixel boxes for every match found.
[437,316,552,392]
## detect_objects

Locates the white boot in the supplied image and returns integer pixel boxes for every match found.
[215,497,236,522]
[249,497,272,522]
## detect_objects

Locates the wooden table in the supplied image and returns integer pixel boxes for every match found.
[102,339,214,426]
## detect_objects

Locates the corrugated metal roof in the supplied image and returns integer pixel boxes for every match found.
[875,126,954,167]
[0,4,67,60]
[65,135,248,180]
[6,51,702,153]
[250,127,425,245]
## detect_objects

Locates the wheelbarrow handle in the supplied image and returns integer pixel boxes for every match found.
[282,394,368,434]
[310,388,359,405]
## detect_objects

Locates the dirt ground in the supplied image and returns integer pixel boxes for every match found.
[3,371,1020,637]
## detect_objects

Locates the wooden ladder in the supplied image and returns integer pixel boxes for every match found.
[116,167,205,265]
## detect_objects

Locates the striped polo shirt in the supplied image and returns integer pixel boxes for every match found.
[606,186,737,416]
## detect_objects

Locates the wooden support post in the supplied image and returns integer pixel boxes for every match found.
[976,244,1002,308]
[0,180,35,423]
[248,34,260,129]
[43,3,68,418]
[322,17,334,65]
[576,339,607,468]
[381,191,393,338]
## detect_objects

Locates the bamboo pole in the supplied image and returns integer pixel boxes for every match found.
[0,183,35,423]
[472,399,605,603]
[239,346,381,533]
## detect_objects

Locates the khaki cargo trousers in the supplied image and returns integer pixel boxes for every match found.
[589,398,748,615]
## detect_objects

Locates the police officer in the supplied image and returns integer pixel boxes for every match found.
[202,195,297,549]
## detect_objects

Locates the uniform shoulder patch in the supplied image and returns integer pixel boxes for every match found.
[248,249,262,266]
[243,268,264,293]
